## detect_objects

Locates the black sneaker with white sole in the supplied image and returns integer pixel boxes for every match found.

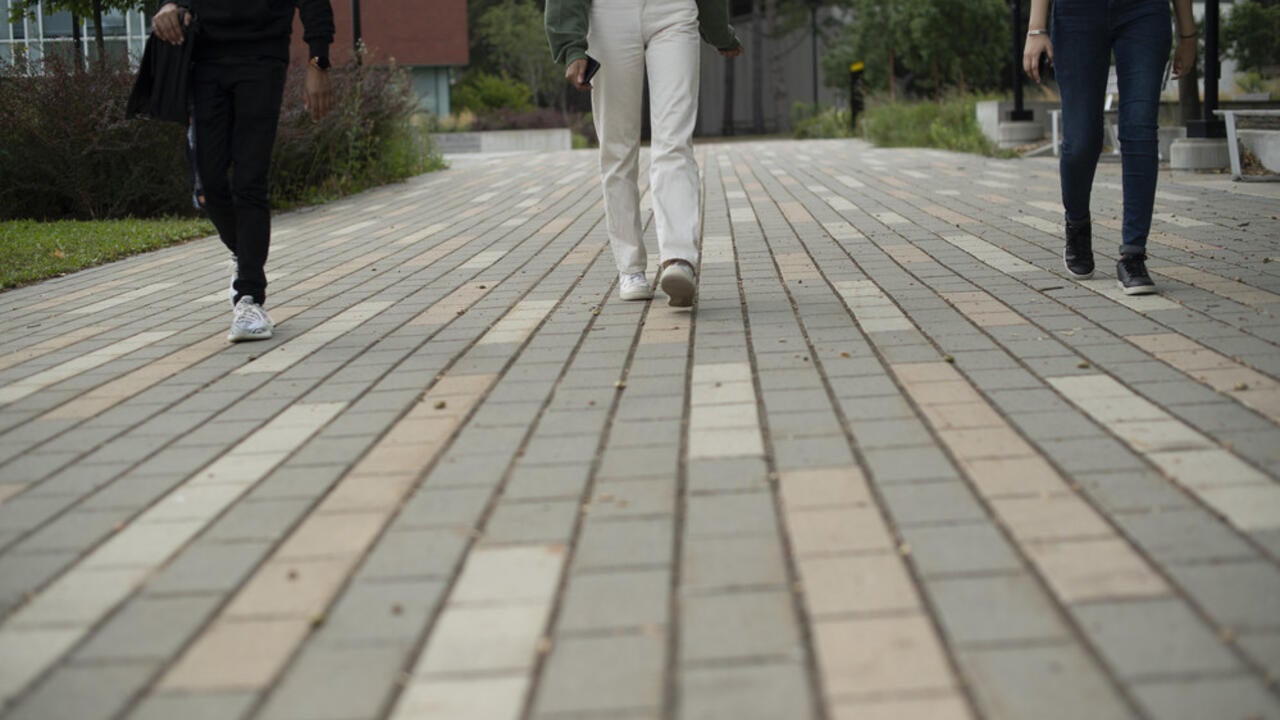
[1117,254,1157,295]
[1063,220,1094,280]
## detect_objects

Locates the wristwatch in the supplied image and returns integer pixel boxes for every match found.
[309,56,331,70]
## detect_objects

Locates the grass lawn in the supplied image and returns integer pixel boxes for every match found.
[0,217,215,292]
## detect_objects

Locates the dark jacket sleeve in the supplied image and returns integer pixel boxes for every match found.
[299,0,335,60]
[695,0,740,50]
[545,0,589,65]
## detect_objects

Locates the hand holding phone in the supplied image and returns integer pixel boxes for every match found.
[583,55,601,87]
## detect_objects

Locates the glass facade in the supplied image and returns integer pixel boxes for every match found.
[1,0,151,70]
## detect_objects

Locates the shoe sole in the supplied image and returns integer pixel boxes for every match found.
[227,330,273,342]
[660,271,695,308]
[619,288,654,301]
[1117,281,1157,296]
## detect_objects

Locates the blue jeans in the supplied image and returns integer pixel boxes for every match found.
[1053,0,1170,256]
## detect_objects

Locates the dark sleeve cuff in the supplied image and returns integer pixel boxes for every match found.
[308,41,330,62]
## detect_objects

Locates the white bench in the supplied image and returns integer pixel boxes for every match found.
[1213,109,1280,181]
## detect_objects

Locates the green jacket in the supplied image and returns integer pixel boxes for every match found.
[545,0,741,65]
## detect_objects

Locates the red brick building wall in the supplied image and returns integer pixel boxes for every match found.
[291,0,469,67]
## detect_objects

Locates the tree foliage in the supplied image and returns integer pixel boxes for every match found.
[471,0,564,108]
[822,0,1009,99]
[1223,0,1280,74]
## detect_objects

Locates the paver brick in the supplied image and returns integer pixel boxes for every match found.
[679,661,815,720]
[558,569,670,633]
[1074,598,1240,680]
[813,614,956,698]
[257,644,409,720]
[574,517,674,571]
[1163,561,1280,631]
[680,590,802,664]
[960,644,1132,720]
[314,578,446,647]
[6,662,161,720]
[395,675,530,720]
[829,695,973,720]
[77,594,221,662]
[1131,675,1280,720]
[127,691,259,720]
[682,534,790,592]
[533,633,665,716]
[879,481,989,526]
[930,573,1070,646]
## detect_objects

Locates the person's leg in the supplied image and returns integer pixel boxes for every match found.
[643,0,701,271]
[1112,0,1170,258]
[191,63,238,262]
[1051,0,1111,226]
[589,1,647,276]
[226,59,287,307]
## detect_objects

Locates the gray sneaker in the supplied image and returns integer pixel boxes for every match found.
[659,260,696,308]
[619,272,654,301]
[228,296,274,342]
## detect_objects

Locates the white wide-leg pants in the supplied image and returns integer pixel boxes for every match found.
[588,0,702,275]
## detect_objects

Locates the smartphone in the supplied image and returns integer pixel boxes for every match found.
[583,55,601,86]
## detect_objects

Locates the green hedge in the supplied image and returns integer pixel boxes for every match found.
[0,56,442,220]
[862,96,1007,156]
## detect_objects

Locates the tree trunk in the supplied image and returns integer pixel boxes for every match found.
[766,0,784,129]
[722,55,736,136]
[751,0,764,133]
[71,12,84,71]
[1178,65,1202,124]
[888,51,895,102]
[92,0,106,68]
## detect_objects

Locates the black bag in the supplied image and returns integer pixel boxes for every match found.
[126,13,195,124]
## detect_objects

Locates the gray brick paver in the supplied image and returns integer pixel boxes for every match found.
[1,141,1277,720]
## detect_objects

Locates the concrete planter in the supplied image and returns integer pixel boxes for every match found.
[976,100,1061,148]
[433,128,572,154]
[1239,130,1280,173]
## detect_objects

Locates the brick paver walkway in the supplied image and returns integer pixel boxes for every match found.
[1,139,1279,720]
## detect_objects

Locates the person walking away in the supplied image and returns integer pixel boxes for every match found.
[1023,0,1196,295]
[546,0,743,307]
[152,0,336,340]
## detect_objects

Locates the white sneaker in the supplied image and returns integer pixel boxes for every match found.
[659,261,696,307]
[619,272,654,301]
[228,296,274,342]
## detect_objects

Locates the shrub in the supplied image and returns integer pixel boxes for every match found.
[861,95,1004,156]
[451,70,533,114]
[792,103,856,140]
[270,60,444,207]
[0,55,441,220]
[0,57,190,220]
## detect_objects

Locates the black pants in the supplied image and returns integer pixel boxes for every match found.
[192,58,287,306]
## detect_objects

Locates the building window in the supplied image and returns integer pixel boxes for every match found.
[0,0,150,70]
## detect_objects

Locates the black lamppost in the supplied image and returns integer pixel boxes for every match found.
[1008,0,1032,121]
[1187,0,1225,138]
[807,0,820,106]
